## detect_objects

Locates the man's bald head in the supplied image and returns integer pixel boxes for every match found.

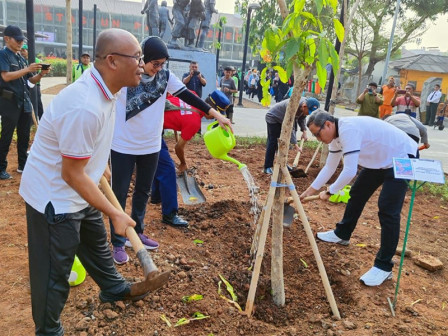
[95,29,139,61]
[92,28,143,94]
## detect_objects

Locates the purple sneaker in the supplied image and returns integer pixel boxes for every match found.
[125,233,159,250]
[113,246,129,265]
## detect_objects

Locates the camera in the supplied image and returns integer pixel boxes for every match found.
[368,88,373,94]
[193,71,200,76]
[40,63,51,70]
[397,89,406,94]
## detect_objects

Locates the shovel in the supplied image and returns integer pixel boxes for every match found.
[291,142,323,178]
[283,195,320,226]
[289,139,307,178]
[100,176,171,296]
[176,171,206,205]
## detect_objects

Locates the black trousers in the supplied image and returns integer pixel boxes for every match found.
[26,203,128,336]
[0,99,31,171]
[264,122,282,169]
[334,168,408,272]
[426,102,439,126]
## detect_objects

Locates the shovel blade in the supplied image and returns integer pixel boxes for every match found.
[176,173,206,205]
[290,168,307,178]
[283,203,295,227]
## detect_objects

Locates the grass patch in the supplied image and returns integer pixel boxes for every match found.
[421,180,448,201]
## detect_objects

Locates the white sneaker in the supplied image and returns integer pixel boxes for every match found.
[360,266,392,286]
[316,230,350,246]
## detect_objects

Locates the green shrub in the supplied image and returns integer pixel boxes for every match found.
[42,57,74,77]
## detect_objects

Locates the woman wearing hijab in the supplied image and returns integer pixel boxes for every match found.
[109,36,231,264]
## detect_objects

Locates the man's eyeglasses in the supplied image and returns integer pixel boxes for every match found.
[312,122,326,138]
[107,52,143,63]
[150,60,166,69]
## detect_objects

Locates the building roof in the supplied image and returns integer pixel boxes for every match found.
[390,54,448,73]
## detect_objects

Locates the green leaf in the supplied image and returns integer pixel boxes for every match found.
[273,66,288,83]
[191,312,210,320]
[300,12,317,25]
[314,0,323,14]
[316,61,327,91]
[294,0,306,13]
[333,19,345,43]
[284,39,300,62]
[286,62,294,80]
[264,29,277,52]
[328,0,338,12]
[182,294,204,303]
[300,258,308,268]
[317,40,329,67]
[218,274,238,302]
[174,317,190,327]
[193,239,204,245]
[328,42,339,74]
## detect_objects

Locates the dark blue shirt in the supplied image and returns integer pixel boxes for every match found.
[0,47,32,110]
[182,72,205,98]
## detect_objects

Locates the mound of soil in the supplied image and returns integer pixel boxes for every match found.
[1,135,447,336]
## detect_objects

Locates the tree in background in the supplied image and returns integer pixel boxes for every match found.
[346,0,448,79]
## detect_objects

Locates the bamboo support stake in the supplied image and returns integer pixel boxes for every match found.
[245,163,281,316]
[281,166,341,319]
[271,169,285,306]
[305,142,322,174]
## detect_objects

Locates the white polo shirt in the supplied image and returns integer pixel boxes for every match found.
[112,71,186,155]
[19,66,118,214]
[311,116,418,193]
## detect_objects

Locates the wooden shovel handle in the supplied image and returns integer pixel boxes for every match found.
[302,195,320,202]
[292,138,305,167]
[100,176,145,253]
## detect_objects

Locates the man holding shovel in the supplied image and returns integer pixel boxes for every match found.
[300,110,418,286]
[19,29,158,336]
[263,97,320,174]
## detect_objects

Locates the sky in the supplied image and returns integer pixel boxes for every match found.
[125,1,448,52]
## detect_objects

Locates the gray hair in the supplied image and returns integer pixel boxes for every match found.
[306,109,335,128]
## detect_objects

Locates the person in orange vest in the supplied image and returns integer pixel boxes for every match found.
[379,76,397,118]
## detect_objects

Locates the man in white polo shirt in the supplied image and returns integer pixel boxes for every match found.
[301,110,417,287]
[19,29,148,336]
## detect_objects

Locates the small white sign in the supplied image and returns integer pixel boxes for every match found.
[393,158,445,184]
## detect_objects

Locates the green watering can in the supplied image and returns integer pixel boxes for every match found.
[203,121,246,170]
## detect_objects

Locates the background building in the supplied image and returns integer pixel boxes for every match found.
[0,0,259,72]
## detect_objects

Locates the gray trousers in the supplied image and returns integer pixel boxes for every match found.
[26,203,129,336]
[172,7,186,39]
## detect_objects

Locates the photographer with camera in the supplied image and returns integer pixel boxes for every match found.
[182,61,207,98]
[391,83,421,120]
[356,82,383,118]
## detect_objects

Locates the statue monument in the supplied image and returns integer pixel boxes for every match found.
[198,0,217,49]
[141,0,159,36]
[158,1,173,39]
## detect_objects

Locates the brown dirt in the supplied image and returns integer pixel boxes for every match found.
[41,83,68,95]
[1,104,447,336]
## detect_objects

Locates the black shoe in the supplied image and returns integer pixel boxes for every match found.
[17,166,24,173]
[150,198,161,205]
[162,212,189,228]
[0,171,12,180]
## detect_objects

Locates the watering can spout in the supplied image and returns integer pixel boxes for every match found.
[219,154,247,170]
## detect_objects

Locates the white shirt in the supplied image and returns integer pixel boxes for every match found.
[311,116,418,193]
[427,90,442,104]
[20,66,118,214]
[112,71,186,155]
